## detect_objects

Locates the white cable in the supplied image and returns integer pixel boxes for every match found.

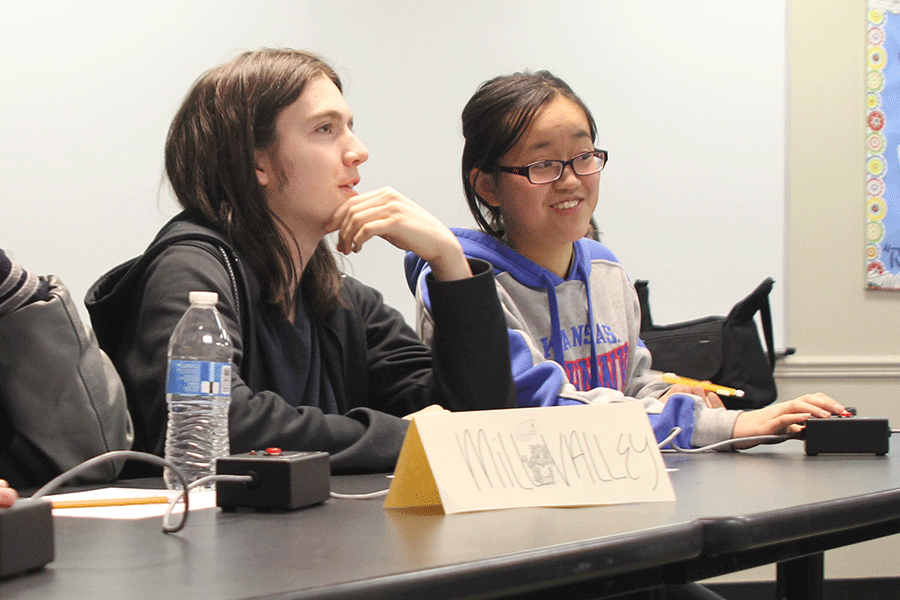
[664,434,794,453]
[329,489,390,500]
[658,427,795,453]
[657,427,682,449]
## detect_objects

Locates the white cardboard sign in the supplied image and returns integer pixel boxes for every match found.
[384,403,675,514]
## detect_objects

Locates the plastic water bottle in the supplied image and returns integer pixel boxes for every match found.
[163,291,233,491]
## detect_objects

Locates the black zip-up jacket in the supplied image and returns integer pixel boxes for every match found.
[86,212,514,473]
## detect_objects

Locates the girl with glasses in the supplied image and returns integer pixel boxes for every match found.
[406,70,845,452]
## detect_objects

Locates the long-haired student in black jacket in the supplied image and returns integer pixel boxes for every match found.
[87,48,514,475]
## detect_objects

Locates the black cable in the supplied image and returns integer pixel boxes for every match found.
[161,474,253,530]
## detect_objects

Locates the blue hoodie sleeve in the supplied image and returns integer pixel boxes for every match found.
[508,329,583,407]
[647,394,697,448]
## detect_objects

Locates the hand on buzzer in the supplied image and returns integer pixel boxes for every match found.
[732,393,847,449]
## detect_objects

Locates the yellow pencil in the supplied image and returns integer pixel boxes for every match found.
[51,495,172,509]
[661,373,745,398]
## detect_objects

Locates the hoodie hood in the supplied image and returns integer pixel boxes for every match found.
[405,228,618,390]
[85,211,254,364]
[404,228,616,292]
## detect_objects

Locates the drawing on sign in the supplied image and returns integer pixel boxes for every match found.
[517,420,555,486]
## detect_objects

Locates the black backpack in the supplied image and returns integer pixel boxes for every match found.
[635,278,777,410]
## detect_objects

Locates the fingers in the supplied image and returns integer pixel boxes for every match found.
[0,479,17,508]
[331,187,429,254]
[790,392,846,414]
[660,384,698,398]
[329,187,395,254]
[688,386,723,409]
[704,392,725,409]
[775,394,845,419]
[660,384,723,409]
[329,187,472,281]
[338,212,395,254]
[768,410,815,431]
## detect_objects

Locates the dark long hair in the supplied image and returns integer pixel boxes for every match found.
[460,70,598,238]
[164,48,343,318]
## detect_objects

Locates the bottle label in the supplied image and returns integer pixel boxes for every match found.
[166,360,232,397]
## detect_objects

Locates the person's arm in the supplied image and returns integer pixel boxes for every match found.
[353,258,515,417]
[328,188,514,413]
[0,249,48,313]
[123,244,410,472]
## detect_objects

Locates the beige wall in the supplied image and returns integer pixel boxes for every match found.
[787,0,900,582]
[710,0,900,585]
[783,0,899,424]
[786,0,898,360]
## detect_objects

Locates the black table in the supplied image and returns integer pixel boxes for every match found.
[3,441,899,599]
[662,440,900,599]
[4,473,701,599]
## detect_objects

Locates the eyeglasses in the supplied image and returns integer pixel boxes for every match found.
[494,150,608,184]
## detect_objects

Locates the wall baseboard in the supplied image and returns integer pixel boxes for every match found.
[775,356,900,379]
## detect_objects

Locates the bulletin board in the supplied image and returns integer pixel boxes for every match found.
[867,1,900,289]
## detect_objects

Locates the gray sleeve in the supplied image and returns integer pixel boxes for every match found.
[691,404,741,449]
[625,342,670,399]
[413,277,436,344]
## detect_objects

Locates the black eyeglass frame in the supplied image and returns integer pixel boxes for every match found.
[494,149,609,184]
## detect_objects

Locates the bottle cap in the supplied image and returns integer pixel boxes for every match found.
[188,291,219,305]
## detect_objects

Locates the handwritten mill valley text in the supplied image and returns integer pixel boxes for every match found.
[454,424,661,493]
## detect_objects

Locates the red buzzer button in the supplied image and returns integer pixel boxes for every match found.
[265,447,282,455]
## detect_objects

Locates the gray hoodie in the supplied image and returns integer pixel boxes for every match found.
[405,228,739,449]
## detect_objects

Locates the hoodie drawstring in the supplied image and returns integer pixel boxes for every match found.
[543,250,601,390]
[543,275,566,369]
[583,277,601,389]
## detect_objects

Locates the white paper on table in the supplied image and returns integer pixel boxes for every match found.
[45,487,217,519]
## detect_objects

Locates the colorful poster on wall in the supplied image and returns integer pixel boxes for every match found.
[867,2,900,289]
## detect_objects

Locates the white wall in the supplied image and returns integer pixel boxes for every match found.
[0,0,788,343]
